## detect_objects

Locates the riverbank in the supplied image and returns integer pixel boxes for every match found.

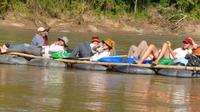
[1,12,200,37]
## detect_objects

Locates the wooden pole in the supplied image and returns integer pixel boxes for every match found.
[56,58,200,71]
[7,52,200,71]
[8,52,45,59]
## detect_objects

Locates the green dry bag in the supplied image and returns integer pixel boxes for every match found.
[51,51,71,59]
[158,58,174,65]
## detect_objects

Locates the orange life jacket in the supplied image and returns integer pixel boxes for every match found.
[194,47,200,56]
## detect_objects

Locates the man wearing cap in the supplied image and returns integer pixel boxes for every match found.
[31,27,47,47]
[172,37,195,59]
[0,36,69,57]
[70,35,101,58]
[136,37,196,65]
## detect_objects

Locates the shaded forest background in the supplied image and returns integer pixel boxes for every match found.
[1,0,200,18]
[0,0,200,34]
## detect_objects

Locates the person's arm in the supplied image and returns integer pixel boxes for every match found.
[191,39,198,49]
[186,37,197,49]
[169,47,176,59]
[31,36,37,46]
[166,41,176,59]
[32,35,44,47]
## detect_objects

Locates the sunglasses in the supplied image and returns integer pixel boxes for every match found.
[183,42,191,44]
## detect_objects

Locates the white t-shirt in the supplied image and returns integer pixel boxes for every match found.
[90,43,104,53]
[90,43,96,53]
[173,48,192,59]
[42,44,65,58]
[90,51,110,61]
[49,43,65,53]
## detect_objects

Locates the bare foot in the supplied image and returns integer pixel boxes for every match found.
[0,47,7,53]
[2,44,8,50]
[152,61,158,66]
[134,60,143,64]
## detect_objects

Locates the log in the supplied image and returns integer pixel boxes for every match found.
[7,52,200,71]
[56,58,200,71]
[8,52,45,59]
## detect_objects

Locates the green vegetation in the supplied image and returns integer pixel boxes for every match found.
[0,0,200,20]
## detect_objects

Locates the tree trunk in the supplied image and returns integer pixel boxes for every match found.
[134,0,138,15]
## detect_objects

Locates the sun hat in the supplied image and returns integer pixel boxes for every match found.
[91,35,100,42]
[183,37,193,44]
[103,38,115,49]
[37,27,46,32]
[58,36,69,47]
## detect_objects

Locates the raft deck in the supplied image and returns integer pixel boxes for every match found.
[8,52,200,71]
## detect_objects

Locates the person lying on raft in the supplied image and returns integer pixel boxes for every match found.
[70,35,101,59]
[127,40,153,60]
[31,26,49,47]
[0,36,69,58]
[135,37,196,65]
[90,38,115,61]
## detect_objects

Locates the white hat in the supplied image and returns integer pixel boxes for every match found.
[58,36,69,46]
[37,27,45,32]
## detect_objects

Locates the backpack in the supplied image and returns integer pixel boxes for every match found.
[186,54,200,66]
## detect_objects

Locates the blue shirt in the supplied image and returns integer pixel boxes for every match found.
[31,33,44,47]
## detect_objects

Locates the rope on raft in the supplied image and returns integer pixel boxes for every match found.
[7,52,200,71]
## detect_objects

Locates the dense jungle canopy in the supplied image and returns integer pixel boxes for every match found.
[0,0,199,20]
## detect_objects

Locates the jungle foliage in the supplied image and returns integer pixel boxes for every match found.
[0,0,200,19]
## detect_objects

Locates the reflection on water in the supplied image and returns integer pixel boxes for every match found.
[1,65,200,111]
[42,68,65,85]
[0,65,66,112]
[1,30,200,111]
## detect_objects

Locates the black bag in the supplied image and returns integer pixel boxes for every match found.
[186,54,200,66]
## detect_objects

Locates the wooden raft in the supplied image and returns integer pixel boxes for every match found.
[8,52,200,71]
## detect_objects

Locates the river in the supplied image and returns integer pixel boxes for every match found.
[0,28,200,112]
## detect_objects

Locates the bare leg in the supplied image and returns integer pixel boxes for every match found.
[134,40,148,58]
[153,42,169,64]
[135,44,159,64]
[128,41,148,58]
[128,45,137,58]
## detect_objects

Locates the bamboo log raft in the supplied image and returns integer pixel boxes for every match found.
[8,52,45,59]
[57,58,200,71]
[7,52,200,71]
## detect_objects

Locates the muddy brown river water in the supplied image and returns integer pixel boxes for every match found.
[0,28,200,112]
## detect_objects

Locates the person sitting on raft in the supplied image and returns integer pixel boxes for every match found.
[0,36,69,57]
[90,38,115,61]
[32,27,49,47]
[135,37,196,65]
[70,35,101,59]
